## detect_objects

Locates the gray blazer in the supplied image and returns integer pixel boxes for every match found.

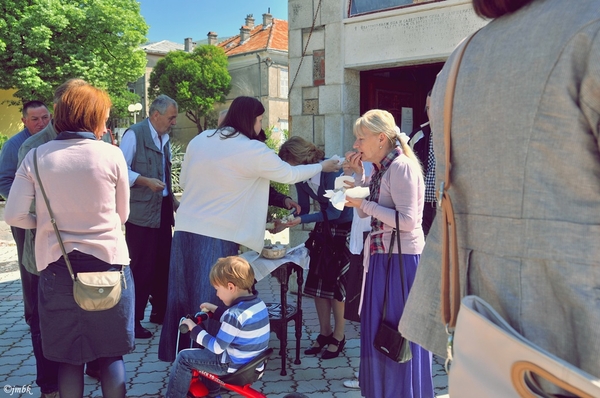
[399,0,600,381]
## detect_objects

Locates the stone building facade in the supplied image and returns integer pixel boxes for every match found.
[287,0,488,156]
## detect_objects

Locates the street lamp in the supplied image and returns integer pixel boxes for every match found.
[128,103,143,124]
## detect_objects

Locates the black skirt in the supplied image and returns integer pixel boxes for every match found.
[38,251,135,365]
[304,222,351,301]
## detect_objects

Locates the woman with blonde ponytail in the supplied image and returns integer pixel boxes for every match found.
[345,109,432,398]
[278,136,353,360]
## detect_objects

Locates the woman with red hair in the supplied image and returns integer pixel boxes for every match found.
[5,84,133,398]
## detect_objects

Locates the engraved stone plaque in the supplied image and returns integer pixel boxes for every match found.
[344,2,488,68]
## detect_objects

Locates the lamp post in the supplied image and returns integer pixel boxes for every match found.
[128,103,143,124]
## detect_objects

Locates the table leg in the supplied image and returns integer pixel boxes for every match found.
[294,265,303,365]
[279,264,289,376]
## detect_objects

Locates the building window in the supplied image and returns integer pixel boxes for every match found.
[280,68,288,99]
[349,0,414,16]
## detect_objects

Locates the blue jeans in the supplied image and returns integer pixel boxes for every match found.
[165,348,229,398]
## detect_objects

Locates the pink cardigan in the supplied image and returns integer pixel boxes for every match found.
[358,152,425,259]
[4,138,130,271]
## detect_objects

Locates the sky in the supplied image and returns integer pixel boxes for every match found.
[137,0,289,44]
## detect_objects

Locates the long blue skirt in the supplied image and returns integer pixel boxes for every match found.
[158,231,239,362]
[359,253,434,398]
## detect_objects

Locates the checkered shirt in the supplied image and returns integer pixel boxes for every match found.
[368,147,401,255]
[424,133,436,203]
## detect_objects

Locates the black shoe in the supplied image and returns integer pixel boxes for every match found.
[304,333,333,355]
[149,312,164,325]
[135,322,153,339]
[85,361,101,380]
[322,335,345,360]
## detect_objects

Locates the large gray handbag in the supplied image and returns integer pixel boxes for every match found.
[440,33,600,398]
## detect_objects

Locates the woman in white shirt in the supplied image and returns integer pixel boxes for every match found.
[158,96,341,361]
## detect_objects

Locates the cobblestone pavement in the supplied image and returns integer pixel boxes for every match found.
[0,231,449,398]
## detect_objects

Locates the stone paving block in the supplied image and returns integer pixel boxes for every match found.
[295,378,329,394]
[335,390,363,397]
[136,361,170,374]
[131,371,168,384]
[324,365,354,380]
[261,379,296,395]
[290,366,324,381]
[127,381,165,396]
[0,355,25,366]
[9,363,35,378]
[4,345,34,357]
[83,383,102,398]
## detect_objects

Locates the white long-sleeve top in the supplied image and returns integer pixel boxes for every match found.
[4,138,130,271]
[175,129,322,252]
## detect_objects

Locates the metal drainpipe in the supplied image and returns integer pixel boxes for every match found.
[256,54,262,101]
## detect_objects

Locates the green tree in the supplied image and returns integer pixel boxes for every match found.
[264,126,290,221]
[0,0,148,119]
[148,45,231,133]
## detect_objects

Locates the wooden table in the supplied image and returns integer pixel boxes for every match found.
[241,246,309,376]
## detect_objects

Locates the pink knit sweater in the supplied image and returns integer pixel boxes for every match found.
[4,138,130,271]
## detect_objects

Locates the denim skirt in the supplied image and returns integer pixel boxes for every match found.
[158,231,239,362]
[38,251,134,365]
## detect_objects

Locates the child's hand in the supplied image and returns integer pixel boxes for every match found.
[200,303,217,313]
[181,318,197,331]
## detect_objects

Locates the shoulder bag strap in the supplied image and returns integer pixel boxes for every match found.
[33,149,76,281]
[381,211,405,321]
[439,32,478,330]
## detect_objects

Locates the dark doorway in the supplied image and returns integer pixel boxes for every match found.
[360,63,443,134]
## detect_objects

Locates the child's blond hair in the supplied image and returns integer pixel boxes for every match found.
[209,256,255,293]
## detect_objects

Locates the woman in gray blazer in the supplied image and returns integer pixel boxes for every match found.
[399,0,600,395]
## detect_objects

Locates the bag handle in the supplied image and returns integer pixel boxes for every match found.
[33,149,76,281]
[511,361,597,398]
[381,211,404,321]
[439,32,478,330]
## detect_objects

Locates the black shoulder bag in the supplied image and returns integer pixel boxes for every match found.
[372,211,413,363]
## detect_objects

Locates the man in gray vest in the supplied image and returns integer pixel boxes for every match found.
[120,95,178,338]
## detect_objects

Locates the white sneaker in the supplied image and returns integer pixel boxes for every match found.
[344,379,360,389]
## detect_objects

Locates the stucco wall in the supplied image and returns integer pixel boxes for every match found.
[0,90,26,137]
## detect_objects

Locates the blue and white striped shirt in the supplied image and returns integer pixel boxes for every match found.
[192,294,270,372]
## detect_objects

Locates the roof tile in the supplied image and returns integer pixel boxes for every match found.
[218,19,288,56]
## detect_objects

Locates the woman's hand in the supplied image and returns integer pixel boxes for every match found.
[280,216,302,228]
[344,196,364,208]
[284,197,301,214]
[271,219,289,233]
[344,151,363,176]
[320,158,342,173]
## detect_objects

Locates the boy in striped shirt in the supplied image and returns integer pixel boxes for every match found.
[166,256,270,398]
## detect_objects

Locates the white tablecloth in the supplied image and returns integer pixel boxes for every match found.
[240,244,310,282]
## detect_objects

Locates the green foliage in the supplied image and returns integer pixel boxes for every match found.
[0,135,8,150]
[148,45,231,133]
[264,127,291,220]
[0,0,148,119]
[170,140,185,194]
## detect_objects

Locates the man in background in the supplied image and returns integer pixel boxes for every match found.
[1,100,57,397]
[120,94,178,338]
[0,100,50,324]
[408,91,436,237]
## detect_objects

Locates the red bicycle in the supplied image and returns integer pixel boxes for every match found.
[178,313,273,398]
